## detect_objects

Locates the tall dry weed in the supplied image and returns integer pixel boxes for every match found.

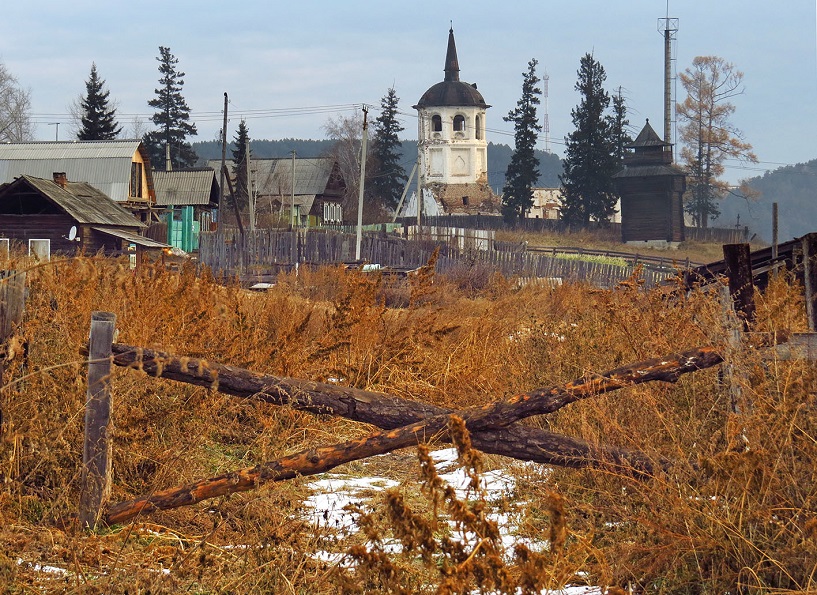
[0,254,815,592]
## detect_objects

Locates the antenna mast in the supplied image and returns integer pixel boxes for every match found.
[658,2,678,151]
[542,69,550,154]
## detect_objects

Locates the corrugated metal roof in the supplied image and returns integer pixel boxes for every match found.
[207,158,336,197]
[6,175,144,228]
[0,140,152,202]
[153,169,218,206]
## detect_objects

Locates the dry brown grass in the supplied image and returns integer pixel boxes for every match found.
[0,253,814,593]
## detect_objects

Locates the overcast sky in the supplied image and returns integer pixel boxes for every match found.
[2,1,815,183]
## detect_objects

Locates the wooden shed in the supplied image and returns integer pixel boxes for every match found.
[0,173,167,260]
[613,120,686,246]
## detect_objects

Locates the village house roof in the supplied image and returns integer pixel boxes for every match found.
[153,168,219,207]
[207,157,344,212]
[0,140,154,202]
[414,28,490,109]
[1,174,144,229]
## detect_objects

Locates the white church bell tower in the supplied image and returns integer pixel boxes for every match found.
[413,28,497,214]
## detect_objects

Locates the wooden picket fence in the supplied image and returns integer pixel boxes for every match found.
[198,228,682,288]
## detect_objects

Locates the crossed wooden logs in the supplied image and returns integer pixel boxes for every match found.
[103,344,724,525]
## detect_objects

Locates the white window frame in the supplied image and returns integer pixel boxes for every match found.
[29,238,51,261]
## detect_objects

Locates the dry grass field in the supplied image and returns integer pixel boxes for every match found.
[0,251,815,593]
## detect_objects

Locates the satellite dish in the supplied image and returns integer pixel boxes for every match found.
[68,226,77,241]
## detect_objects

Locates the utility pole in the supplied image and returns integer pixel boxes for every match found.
[165,143,172,172]
[48,122,59,141]
[247,138,255,231]
[355,105,369,261]
[290,150,296,228]
[219,92,228,228]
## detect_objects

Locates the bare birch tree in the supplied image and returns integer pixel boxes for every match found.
[0,61,33,143]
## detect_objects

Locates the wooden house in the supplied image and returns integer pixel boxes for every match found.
[208,158,345,227]
[613,120,686,247]
[153,168,219,251]
[0,140,157,223]
[0,173,167,261]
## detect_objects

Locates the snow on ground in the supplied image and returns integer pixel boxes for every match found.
[303,448,601,594]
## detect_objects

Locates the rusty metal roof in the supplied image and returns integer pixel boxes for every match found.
[0,140,153,202]
[3,175,144,228]
[153,168,219,207]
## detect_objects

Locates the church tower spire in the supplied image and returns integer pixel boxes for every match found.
[444,27,460,82]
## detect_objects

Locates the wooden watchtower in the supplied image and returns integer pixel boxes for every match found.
[613,119,686,247]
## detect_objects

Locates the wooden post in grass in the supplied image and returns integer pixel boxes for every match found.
[79,311,116,530]
[722,243,755,331]
[0,270,26,436]
[801,233,817,332]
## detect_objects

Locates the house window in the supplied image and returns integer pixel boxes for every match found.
[453,115,465,132]
[432,115,442,132]
[29,239,50,261]
[130,162,143,198]
[462,196,469,206]
[475,115,482,139]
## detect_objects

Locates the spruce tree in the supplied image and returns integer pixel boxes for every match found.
[230,120,250,211]
[369,88,407,211]
[560,53,619,227]
[77,63,121,140]
[611,88,633,163]
[143,46,198,170]
[501,59,542,223]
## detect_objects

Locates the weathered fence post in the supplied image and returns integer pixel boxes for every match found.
[722,243,755,331]
[0,270,26,436]
[801,233,817,332]
[79,311,116,530]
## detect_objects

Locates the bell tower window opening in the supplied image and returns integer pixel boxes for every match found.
[475,115,482,139]
[453,115,465,132]
[432,115,442,132]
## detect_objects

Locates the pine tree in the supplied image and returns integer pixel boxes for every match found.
[77,63,121,141]
[501,59,542,223]
[143,46,198,170]
[230,120,250,211]
[369,88,407,211]
[560,53,620,227]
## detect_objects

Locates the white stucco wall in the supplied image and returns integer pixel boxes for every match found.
[417,105,488,187]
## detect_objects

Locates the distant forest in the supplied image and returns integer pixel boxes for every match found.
[716,159,817,243]
[192,139,564,194]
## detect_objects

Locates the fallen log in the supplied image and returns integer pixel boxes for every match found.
[106,415,631,524]
[104,345,724,524]
[107,343,722,429]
